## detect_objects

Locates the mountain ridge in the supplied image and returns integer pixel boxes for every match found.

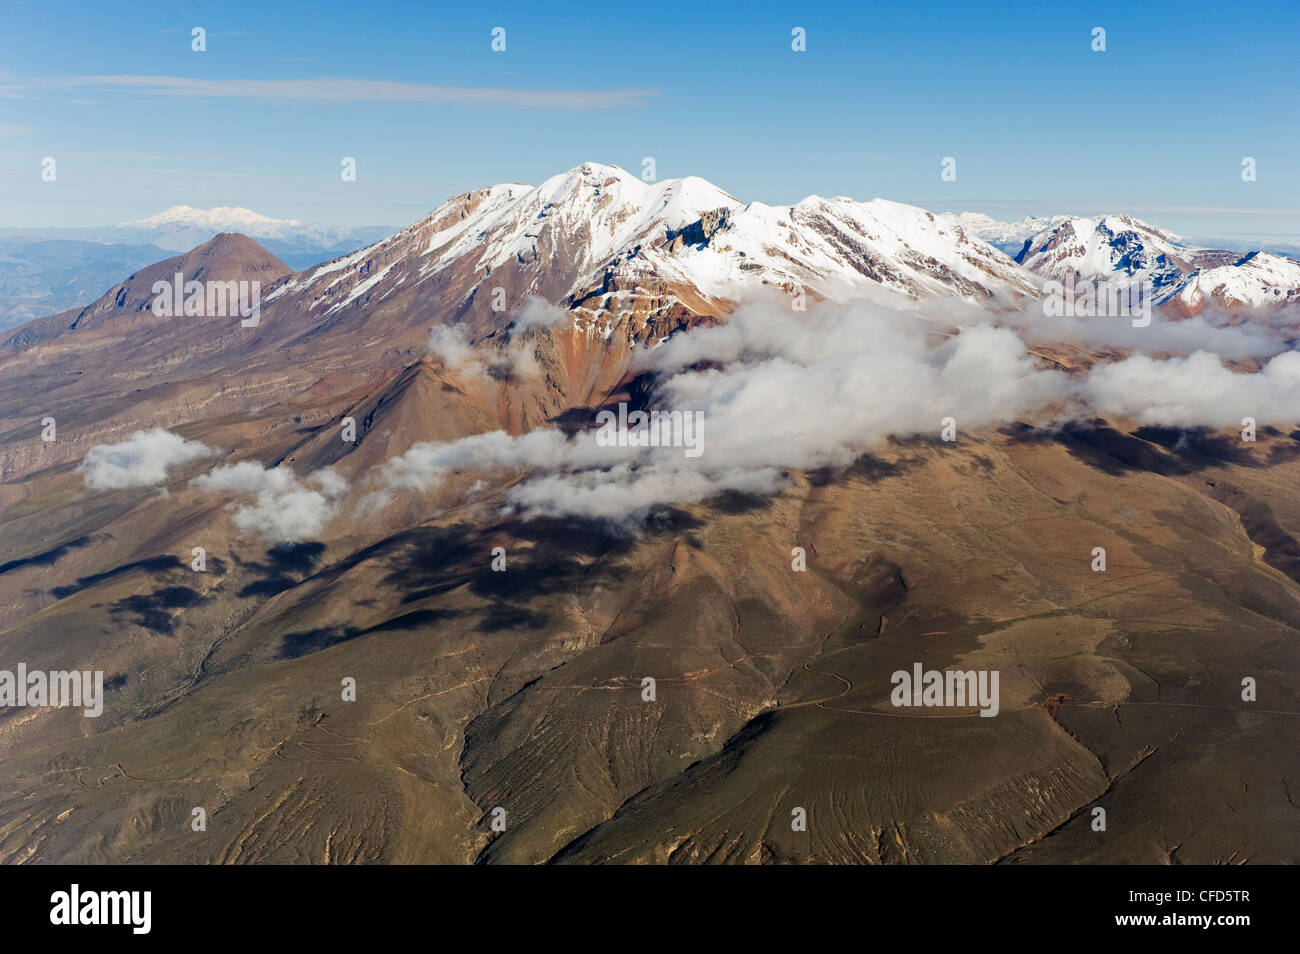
[8,164,1298,345]
[0,163,1297,867]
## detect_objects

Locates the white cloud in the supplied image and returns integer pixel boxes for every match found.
[192,460,296,495]
[1083,350,1300,428]
[80,428,214,490]
[385,300,1077,521]
[34,75,657,109]
[135,294,1293,535]
[1011,307,1289,360]
[382,296,1300,523]
[512,295,568,332]
[427,302,563,382]
[193,462,348,542]
[426,324,481,374]
[379,429,589,493]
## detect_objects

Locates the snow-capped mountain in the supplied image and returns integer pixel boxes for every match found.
[121,205,305,237]
[1170,251,1300,310]
[266,162,1040,345]
[9,166,1297,338]
[119,206,389,251]
[937,212,1072,256]
[1005,214,1298,313]
[0,209,394,258]
[1012,215,1201,299]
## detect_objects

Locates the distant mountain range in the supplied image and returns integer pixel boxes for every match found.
[112,205,396,259]
[0,207,394,328]
[944,212,1299,310]
[4,172,1295,333]
[936,212,1074,256]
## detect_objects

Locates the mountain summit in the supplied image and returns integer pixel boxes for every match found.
[121,206,306,234]
[4,233,290,349]
[261,162,1040,353]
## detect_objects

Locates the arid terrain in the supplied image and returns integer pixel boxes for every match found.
[1,165,1297,864]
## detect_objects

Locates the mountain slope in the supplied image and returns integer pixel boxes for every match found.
[1014,215,1203,297]
[3,233,290,349]
[0,210,395,327]
[1171,251,1300,310]
[937,212,1071,256]
[0,239,171,327]
[0,166,1297,866]
[1010,214,1299,315]
[266,162,1039,350]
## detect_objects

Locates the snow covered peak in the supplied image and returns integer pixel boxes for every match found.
[526,164,740,223]
[262,163,1300,342]
[1014,214,1199,298]
[402,164,746,290]
[936,213,1072,255]
[1008,214,1300,312]
[554,161,636,186]
[121,205,304,233]
[1172,251,1300,310]
[112,205,397,259]
[940,212,1189,261]
[1020,214,1186,258]
[270,163,1041,333]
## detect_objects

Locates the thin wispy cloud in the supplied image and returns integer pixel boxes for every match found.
[1119,204,1300,218]
[30,75,659,109]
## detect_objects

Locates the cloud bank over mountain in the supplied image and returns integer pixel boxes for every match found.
[144,294,1297,540]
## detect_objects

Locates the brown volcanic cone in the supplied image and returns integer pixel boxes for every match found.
[5,233,291,347]
[0,235,296,482]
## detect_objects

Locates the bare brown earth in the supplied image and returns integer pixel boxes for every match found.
[0,235,1296,864]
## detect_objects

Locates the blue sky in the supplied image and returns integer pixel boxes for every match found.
[1,0,1296,238]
